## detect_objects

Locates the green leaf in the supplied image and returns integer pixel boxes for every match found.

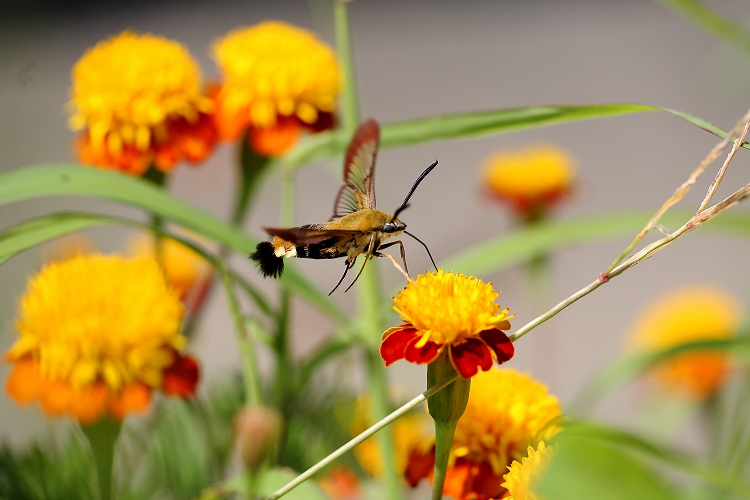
[0,213,116,264]
[571,337,750,415]
[653,0,750,56]
[0,212,275,318]
[285,104,657,166]
[560,421,750,496]
[0,165,346,324]
[283,104,745,167]
[537,431,677,500]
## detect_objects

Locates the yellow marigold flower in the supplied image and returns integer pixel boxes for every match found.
[380,269,515,379]
[69,31,218,175]
[4,254,199,423]
[127,232,212,311]
[404,368,561,500]
[481,144,576,219]
[212,21,340,156]
[628,286,740,399]
[502,441,555,500]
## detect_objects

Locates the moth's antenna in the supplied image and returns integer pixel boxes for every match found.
[392,160,438,221]
[404,230,438,271]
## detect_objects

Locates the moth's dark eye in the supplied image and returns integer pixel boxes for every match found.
[383,221,404,233]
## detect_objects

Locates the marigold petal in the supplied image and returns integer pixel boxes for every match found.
[249,117,302,157]
[404,335,442,365]
[162,354,200,397]
[449,339,493,379]
[404,447,435,487]
[379,326,418,366]
[479,329,515,364]
[72,383,108,424]
[109,383,151,420]
[5,361,42,404]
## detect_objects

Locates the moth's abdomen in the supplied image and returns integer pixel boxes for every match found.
[250,241,284,278]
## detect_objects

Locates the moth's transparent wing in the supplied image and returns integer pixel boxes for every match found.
[332,119,379,218]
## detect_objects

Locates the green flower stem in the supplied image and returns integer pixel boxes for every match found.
[427,351,471,500]
[432,420,459,500]
[219,262,262,406]
[82,418,122,500]
[233,139,274,226]
[334,0,359,132]
[264,373,458,500]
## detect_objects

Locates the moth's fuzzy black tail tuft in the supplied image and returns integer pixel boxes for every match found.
[250,241,284,278]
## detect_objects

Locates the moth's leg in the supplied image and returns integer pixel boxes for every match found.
[345,234,377,293]
[329,258,355,296]
[375,240,411,281]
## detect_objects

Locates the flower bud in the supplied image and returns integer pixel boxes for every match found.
[234,405,283,472]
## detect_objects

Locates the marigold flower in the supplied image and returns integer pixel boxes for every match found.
[127,232,212,311]
[502,441,555,500]
[211,21,340,156]
[69,31,218,175]
[380,269,515,379]
[404,368,561,500]
[4,254,199,423]
[628,286,740,399]
[481,145,576,219]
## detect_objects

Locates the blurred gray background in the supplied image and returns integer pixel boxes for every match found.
[2,0,750,449]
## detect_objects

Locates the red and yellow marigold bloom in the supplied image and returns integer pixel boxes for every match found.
[4,254,199,423]
[69,31,218,175]
[211,21,340,156]
[481,145,576,219]
[404,368,561,500]
[502,441,555,500]
[628,286,740,399]
[380,269,515,379]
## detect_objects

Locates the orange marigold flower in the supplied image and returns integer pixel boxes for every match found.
[380,269,515,379]
[502,441,555,500]
[69,31,218,175]
[211,21,340,156]
[4,254,199,423]
[405,368,561,500]
[126,232,213,312]
[627,286,740,399]
[481,145,576,219]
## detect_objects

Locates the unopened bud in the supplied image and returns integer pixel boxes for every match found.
[234,405,283,471]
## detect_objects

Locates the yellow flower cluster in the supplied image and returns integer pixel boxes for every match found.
[69,31,216,174]
[502,441,555,500]
[628,286,740,398]
[482,144,575,218]
[392,269,511,347]
[451,368,560,475]
[211,21,341,155]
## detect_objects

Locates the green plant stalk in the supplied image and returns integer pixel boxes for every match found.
[333,1,404,495]
[82,418,122,500]
[334,0,359,132]
[219,262,262,406]
[233,139,274,226]
[264,373,458,500]
[427,351,471,500]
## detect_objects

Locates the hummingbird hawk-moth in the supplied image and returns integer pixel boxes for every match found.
[250,118,438,294]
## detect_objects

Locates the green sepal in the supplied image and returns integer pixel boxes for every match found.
[427,350,470,425]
